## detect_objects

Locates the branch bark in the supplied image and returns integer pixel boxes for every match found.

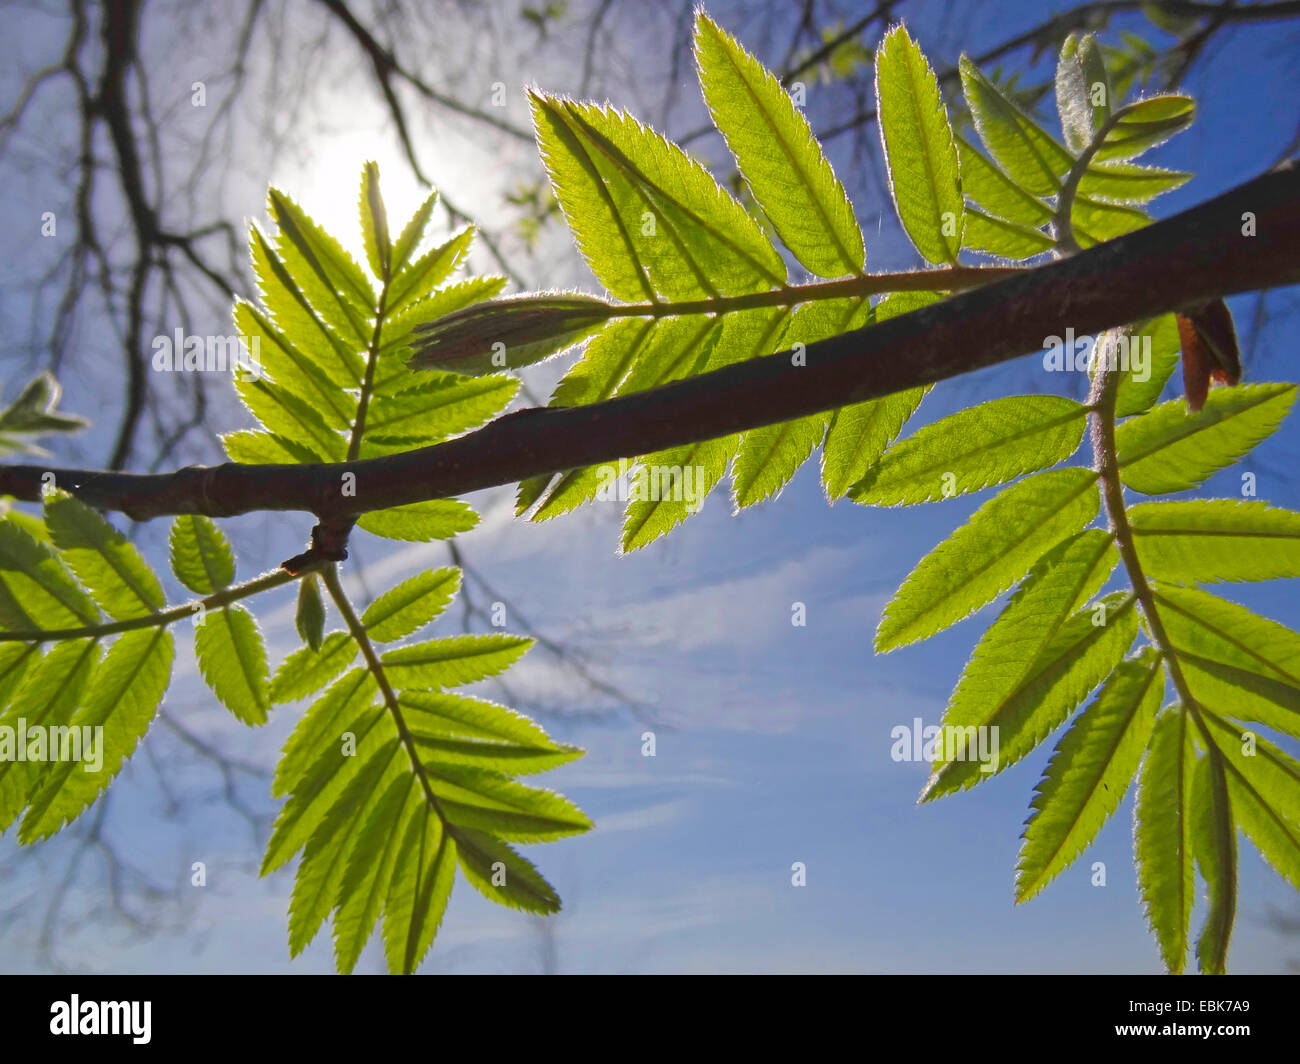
[3,159,1298,523]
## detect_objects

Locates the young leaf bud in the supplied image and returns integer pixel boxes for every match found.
[407,293,616,376]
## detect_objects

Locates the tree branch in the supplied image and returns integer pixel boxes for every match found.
[2,160,1297,522]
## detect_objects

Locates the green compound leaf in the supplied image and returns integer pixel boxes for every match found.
[45,491,164,621]
[1130,500,1300,584]
[361,568,460,643]
[875,25,963,265]
[876,467,1101,652]
[1116,383,1296,495]
[195,605,271,725]
[695,12,864,278]
[168,515,235,595]
[1016,647,1162,902]
[1134,707,1197,974]
[852,395,1086,505]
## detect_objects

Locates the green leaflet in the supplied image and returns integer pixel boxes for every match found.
[359,161,392,281]
[536,96,785,299]
[876,467,1101,651]
[924,530,1117,791]
[821,291,940,501]
[1075,161,1191,205]
[923,590,1138,799]
[851,395,1087,505]
[1071,196,1150,246]
[359,374,518,451]
[875,25,963,265]
[376,275,508,373]
[386,229,475,316]
[398,690,569,749]
[962,209,1055,259]
[235,374,346,461]
[391,189,438,277]
[381,634,533,689]
[621,435,735,553]
[333,775,417,974]
[361,568,460,642]
[455,827,561,914]
[1055,34,1110,154]
[695,13,864,278]
[1130,500,1300,584]
[168,515,235,595]
[222,429,324,466]
[1016,648,1162,901]
[268,188,374,344]
[1095,95,1195,163]
[263,709,395,874]
[272,667,378,798]
[1201,713,1300,892]
[956,136,1053,230]
[1189,749,1236,975]
[1154,584,1300,742]
[19,627,174,843]
[1113,314,1180,418]
[270,631,358,704]
[960,56,1073,197]
[1116,383,1296,494]
[0,639,99,832]
[383,803,457,974]
[425,763,592,843]
[356,500,479,542]
[45,492,164,621]
[732,299,869,510]
[289,739,404,957]
[195,606,271,726]
[0,517,99,629]
[1134,707,1197,974]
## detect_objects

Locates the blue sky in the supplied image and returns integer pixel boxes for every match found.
[1,0,1299,973]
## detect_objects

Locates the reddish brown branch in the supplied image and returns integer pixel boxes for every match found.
[2,160,1298,522]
